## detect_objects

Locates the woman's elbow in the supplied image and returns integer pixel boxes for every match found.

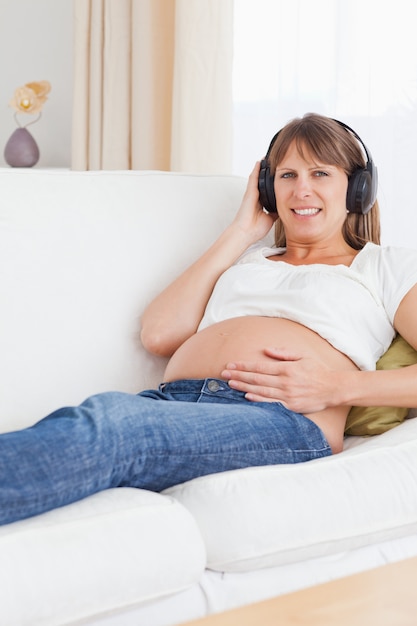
[140,326,177,358]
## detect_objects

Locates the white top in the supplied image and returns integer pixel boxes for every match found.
[198,242,417,370]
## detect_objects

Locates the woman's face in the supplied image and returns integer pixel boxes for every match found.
[273,141,349,247]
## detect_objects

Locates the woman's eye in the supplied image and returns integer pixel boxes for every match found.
[279,170,328,179]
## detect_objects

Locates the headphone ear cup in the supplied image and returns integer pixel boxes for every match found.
[346,162,377,215]
[258,159,277,213]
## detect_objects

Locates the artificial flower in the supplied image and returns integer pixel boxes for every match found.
[9,80,51,115]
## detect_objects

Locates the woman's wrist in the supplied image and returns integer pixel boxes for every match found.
[338,367,417,409]
[215,222,260,260]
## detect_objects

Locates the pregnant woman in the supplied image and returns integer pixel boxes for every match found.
[1,113,417,525]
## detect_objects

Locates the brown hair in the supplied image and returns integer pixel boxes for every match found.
[268,113,380,249]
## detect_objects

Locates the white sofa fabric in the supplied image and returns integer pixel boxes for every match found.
[0,489,206,626]
[1,168,417,626]
[168,418,417,571]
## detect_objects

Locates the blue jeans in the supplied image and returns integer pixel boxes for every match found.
[0,379,331,525]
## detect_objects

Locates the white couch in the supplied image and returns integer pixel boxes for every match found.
[1,168,417,626]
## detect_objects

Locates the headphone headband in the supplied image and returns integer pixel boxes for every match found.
[258,118,378,215]
[333,119,374,165]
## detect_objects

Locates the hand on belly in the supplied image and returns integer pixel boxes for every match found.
[221,345,340,414]
[163,316,356,411]
[162,317,356,455]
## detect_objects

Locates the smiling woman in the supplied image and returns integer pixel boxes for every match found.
[161,114,407,454]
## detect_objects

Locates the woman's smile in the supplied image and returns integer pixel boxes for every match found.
[292,207,321,216]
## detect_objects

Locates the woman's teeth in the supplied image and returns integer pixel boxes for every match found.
[293,208,321,215]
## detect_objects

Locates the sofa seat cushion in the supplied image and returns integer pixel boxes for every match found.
[0,488,206,626]
[165,418,417,573]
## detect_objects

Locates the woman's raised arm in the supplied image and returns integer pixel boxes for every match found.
[140,163,276,358]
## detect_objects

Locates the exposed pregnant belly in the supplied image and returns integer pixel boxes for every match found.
[163,316,359,453]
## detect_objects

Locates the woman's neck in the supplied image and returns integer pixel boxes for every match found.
[274,241,360,266]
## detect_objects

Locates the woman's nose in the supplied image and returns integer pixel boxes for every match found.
[293,175,312,198]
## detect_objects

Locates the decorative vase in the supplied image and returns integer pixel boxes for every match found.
[4,127,40,168]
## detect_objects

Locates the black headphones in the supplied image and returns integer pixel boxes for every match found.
[258,119,378,215]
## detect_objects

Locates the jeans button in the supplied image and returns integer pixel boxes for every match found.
[207,380,220,392]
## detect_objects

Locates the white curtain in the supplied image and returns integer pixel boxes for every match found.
[233,0,417,248]
[72,0,233,173]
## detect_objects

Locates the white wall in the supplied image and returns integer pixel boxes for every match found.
[0,0,73,168]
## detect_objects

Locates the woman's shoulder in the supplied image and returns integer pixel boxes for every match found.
[355,241,417,267]
[236,241,284,264]
[354,242,417,320]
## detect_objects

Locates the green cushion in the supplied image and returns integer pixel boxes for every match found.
[345,335,417,436]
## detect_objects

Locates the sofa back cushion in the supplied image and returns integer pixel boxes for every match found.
[0,169,246,432]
